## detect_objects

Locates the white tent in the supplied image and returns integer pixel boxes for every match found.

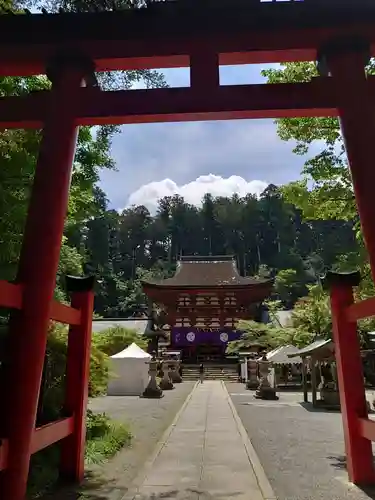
[266,345,302,365]
[107,343,151,396]
[261,345,302,388]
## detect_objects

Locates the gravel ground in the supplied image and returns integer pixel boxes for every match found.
[41,382,194,500]
[227,383,375,500]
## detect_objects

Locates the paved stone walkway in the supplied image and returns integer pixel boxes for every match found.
[127,381,267,500]
[228,383,375,500]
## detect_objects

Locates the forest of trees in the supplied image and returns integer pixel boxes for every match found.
[76,187,358,316]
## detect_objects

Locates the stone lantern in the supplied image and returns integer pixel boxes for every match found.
[142,353,163,399]
[246,357,259,389]
[159,360,174,390]
[168,358,182,383]
[255,353,278,400]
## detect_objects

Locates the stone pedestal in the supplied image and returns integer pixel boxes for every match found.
[159,361,174,390]
[169,360,182,383]
[143,359,163,399]
[320,388,340,407]
[255,358,278,400]
[246,359,258,390]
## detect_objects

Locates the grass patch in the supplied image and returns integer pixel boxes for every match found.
[27,410,132,498]
[85,421,131,465]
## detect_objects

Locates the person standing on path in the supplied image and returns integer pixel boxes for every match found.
[199,363,204,384]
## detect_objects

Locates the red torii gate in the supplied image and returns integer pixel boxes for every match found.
[1,0,375,498]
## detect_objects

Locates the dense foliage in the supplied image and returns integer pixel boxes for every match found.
[262,61,374,282]
[74,187,358,315]
[227,288,329,354]
[35,323,145,425]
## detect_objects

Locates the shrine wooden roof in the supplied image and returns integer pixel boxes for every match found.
[142,256,273,290]
[288,338,334,361]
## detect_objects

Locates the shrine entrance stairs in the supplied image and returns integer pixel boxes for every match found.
[182,364,239,381]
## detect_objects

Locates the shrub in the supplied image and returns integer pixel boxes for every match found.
[36,324,148,424]
[37,322,110,425]
[92,325,147,356]
[28,410,132,498]
[85,410,131,465]
[89,343,110,397]
[86,409,112,440]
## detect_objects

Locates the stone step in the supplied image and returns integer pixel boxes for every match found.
[183,370,238,375]
[182,373,239,381]
[181,364,239,381]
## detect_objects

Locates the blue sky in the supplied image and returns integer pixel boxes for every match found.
[100,64,321,212]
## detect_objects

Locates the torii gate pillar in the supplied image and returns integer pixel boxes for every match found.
[0,55,95,499]
[319,38,375,484]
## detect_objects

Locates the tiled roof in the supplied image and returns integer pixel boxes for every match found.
[288,338,334,359]
[142,256,272,289]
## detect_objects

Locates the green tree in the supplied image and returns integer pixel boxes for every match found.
[226,320,272,354]
[92,325,147,356]
[262,62,359,224]
[291,285,332,340]
[274,268,308,307]
[262,62,375,301]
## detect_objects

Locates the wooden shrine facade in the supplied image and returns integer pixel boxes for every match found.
[142,256,272,360]
[1,0,375,497]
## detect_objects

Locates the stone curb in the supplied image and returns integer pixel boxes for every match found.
[121,381,198,500]
[222,381,278,500]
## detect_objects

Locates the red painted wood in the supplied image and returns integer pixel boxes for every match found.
[358,418,375,442]
[31,417,74,455]
[346,297,375,322]
[190,51,219,90]
[329,283,374,484]
[0,280,23,309]
[50,301,81,326]
[0,79,350,129]
[60,290,94,482]
[1,22,375,76]
[0,68,85,500]
[0,439,8,472]
[327,52,375,282]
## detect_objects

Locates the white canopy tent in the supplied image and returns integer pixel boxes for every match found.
[266,345,302,365]
[260,345,302,389]
[107,343,151,396]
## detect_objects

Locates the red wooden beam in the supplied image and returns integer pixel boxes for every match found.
[50,301,81,326]
[0,79,347,129]
[358,417,375,442]
[31,416,74,455]
[0,281,81,325]
[0,17,375,75]
[0,439,9,471]
[0,281,23,309]
[346,297,375,322]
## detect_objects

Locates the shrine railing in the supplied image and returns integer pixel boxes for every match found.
[0,276,94,481]
[326,271,375,484]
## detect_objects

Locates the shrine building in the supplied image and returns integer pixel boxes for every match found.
[142,256,273,362]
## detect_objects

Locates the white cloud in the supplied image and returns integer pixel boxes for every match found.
[125,174,268,212]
